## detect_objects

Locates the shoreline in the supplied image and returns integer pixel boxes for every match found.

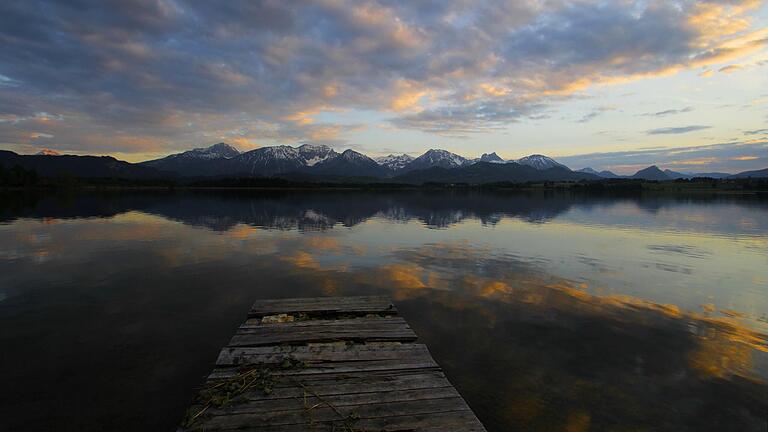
[1,182,767,195]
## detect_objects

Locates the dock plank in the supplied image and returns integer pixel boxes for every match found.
[216,342,433,366]
[248,295,396,317]
[197,397,474,430]
[230,316,416,346]
[179,296,486,432]
[209,369,456,403]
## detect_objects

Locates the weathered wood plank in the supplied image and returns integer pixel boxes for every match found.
[216,341,430,366]
[186,410,485,432]
[206,386,462,416]
[240,316,410,329]
[230,317,416,346]
[193,397,474,430]
[211,343,438,378]
[249,296,396,317]
[211,370,455,402]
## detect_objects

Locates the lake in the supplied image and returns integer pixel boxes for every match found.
[1,190,766,431]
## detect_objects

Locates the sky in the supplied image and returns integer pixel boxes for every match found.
[1,0,767,174]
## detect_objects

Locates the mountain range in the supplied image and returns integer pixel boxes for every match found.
[1,143,766,184]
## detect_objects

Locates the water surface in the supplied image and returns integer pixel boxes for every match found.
[1,190,766,431]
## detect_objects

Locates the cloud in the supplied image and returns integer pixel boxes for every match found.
[744,129,768,135]
[719,64,744,73]
[557,140,768,174]
[0,0,765,152]
[647,125,711,135]
[0,73,20,87]
[577,106,616,123]
[640,107,694,117]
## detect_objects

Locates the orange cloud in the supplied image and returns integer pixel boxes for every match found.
[281,110,318,125]
[389,80,428,112]
[228,137,260,149]
[479,83,510,97]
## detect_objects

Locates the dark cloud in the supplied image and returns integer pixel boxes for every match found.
[647,125,711,135]
[0,0,764,153]
[744,129,768,135]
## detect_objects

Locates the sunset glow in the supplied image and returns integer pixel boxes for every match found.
[1,1,766,174]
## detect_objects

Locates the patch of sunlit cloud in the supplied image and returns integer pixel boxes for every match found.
[671,157,719,166]
[388,80,429,112]
[227,137,260,149]
[719,64,744,73]
[29,132,53,139]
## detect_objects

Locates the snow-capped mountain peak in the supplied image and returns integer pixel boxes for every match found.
[340,149,369,161]
[401,149,469,172]
[173,142,241,160]
[205,142,240,158]
[375,154,415,171]
[256,145,298,160]
[516,154,568,170]
[422,149,467,165]
[298,144,338,166]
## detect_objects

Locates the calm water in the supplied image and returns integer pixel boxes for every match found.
[1,190,767,431]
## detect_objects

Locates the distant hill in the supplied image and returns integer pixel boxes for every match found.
[663,169,688,179]
[0,150,167,179]
[664,169,731,179]
[631,166,671,181]
[688,172,731,179]
[729,168,768,179]
[393,162,598,184]
[578,167,621,178]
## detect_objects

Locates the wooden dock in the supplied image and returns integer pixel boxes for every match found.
[179,296,487,431]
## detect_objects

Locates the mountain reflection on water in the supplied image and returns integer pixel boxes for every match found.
[0,190,766,431]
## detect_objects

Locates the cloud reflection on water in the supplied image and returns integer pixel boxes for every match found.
[1,190,767,431]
